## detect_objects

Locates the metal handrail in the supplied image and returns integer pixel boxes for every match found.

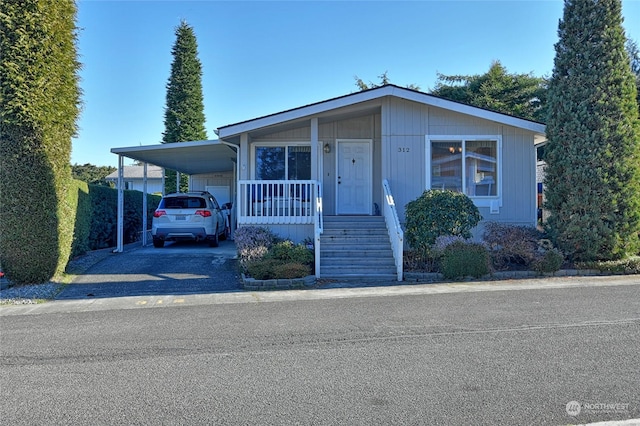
[382,179,404,281]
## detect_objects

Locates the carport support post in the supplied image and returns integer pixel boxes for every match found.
[116,154,124,253]
[142,162,148,246]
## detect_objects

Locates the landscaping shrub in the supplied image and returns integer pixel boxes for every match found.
[403,250,438,272]
[245,259,280,280]
[241,237,314,279]
[441,241,491,280]
[405,190,482,256]
[86,185,160,250]
[234,226,277,268]
[576,256,640,275]
[533,248,564,274]
[69,179,91,259]
[273,262,311,279]
[483,222,542,270]
[265,240,314,265]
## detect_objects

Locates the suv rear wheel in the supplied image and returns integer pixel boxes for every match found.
[153,238,164,248]
[208,226,219,247]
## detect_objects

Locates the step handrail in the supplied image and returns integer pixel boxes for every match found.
[382,179,404,281]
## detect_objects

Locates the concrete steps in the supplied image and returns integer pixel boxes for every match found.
[319,216,397,279]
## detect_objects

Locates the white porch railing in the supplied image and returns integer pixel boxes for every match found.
[237,180,317,225]
[237,180,323,278]
[382,179,404,281]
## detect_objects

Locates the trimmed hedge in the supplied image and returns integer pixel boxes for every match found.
[69,179,91,259]
[87,185,161,250]
[0,0,81,285]
[441,241,491,280]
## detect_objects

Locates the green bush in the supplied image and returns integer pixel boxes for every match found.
[245,259,311,280]
[265,240,314,265]
[0,0,81,285]
[533,248,564,274]
[87,185,160,250]
[483,222,542,270]
[273,262,311,279]
[242,239,314,279]
[405,190,482,256]
[69,179,91,259]
[576,256,640,274]
[441,241,491,280]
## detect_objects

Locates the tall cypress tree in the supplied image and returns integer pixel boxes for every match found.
[162,21,207,193]
[0,0,81,284]
[544,0,640,261]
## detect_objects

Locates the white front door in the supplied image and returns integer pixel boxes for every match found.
[336,140,372,215]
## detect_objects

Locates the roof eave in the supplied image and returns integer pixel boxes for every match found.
[216,85,546,140]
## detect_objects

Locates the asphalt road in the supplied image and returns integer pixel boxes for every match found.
[1,276,639,425]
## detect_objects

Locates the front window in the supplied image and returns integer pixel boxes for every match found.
[255,145,311,180]
[429,137,499,197]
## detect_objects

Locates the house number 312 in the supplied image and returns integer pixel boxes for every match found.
[397,147,410,153]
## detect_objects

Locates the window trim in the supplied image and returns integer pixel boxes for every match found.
[426,135,502,208]
[252,141,311,180]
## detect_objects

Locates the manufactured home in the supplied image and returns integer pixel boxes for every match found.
[112,84,546,280]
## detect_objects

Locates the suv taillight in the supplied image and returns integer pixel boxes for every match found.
[195,210,212,217]
[153,210,166,218]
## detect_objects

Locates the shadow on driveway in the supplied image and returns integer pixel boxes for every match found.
[56,240,241,300]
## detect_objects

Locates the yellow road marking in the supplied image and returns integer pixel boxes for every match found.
[174,299,185,304]
[136,300,147,305]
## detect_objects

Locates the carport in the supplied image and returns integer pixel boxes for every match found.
[110,139,237,252]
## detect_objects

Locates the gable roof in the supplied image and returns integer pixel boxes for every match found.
[105,165,164,180]
[217,84,546,141]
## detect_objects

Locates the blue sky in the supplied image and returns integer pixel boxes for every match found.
[72,0,640,167]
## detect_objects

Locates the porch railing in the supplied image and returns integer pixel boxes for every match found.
[382,179,404,281]
[237,180,318,225]
[237,179,323,278]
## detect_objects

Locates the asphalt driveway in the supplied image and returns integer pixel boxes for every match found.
[56,240,241,300]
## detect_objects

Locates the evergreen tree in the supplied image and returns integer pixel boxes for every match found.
[544,0,640,261]
[0,0,82,284]
[72,163,116,186]
[162,21,207,193]
[431,61,547,122]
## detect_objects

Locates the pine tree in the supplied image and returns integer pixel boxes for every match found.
[0,0,82,284]
[162,21,207,193]
[544,0,640,261]
[431,61,547,122]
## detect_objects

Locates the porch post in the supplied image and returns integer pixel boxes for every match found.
[239,133,249,180]
[115,155,124,253]
[142,162,148,246]
[311,117,318,180]
[161,168,165,196]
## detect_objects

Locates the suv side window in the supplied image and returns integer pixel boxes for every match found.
[208,195,220,210]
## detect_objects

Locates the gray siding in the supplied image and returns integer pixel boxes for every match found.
[383,98,537,227]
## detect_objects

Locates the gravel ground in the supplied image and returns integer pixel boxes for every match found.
[0,283,65,305]
[0,247,115,305]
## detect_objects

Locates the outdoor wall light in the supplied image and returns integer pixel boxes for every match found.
[324,143,331,154]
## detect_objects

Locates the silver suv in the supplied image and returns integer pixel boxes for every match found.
[152,192,227,248]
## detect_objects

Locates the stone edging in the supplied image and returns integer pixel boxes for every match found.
[242,273,316,291]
